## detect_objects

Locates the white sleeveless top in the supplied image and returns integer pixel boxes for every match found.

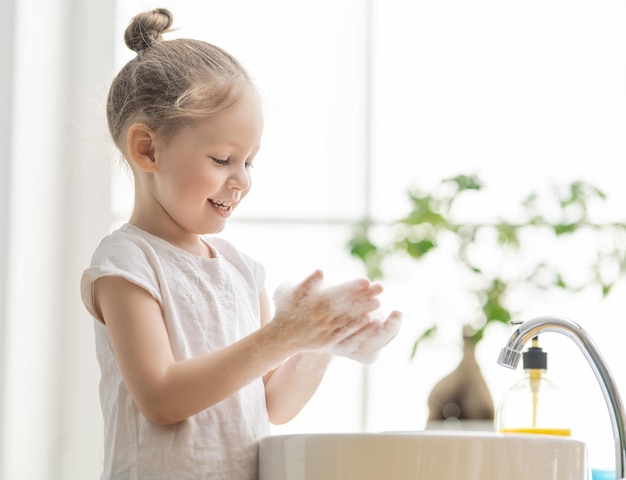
[81,224,269,480]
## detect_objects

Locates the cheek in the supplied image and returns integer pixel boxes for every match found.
[176,165,220,192]
[160,175,207,207]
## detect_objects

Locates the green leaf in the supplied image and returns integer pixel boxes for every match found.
[554,273,567,289]
[496,222,520,247]
[348,235,377,263]
[347,225,386,280]
[403,194,448,227]
[481,278,512,325]
[403,209,447,227]
[405,239,436,259]
[445,174,483,192]
[553,223,577,235]
[482,298,512,324]
[409,325,438,359]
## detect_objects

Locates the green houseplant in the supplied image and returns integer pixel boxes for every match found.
[348,174,626,423]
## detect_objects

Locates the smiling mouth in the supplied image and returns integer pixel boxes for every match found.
[209,199,233,212]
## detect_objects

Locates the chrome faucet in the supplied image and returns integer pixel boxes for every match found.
[497,315,626,480]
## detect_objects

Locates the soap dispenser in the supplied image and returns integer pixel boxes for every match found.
[495,336,571,436]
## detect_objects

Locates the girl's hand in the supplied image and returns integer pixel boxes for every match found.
[330,310,403,364]
[270,270,383,353]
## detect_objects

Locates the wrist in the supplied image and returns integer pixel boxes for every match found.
[258,317,301,360]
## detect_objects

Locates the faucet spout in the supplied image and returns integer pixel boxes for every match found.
[498,315,626,480]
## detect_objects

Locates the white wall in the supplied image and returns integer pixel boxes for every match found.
[0,0,114,478]
[0,0,15,472]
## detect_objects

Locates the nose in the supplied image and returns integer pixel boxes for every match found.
[227,164,251,192]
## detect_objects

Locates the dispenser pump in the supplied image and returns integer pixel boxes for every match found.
[495,336,571,436]
[522,337,547,370]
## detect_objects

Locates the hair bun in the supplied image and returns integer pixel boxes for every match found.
[124,8,173,53]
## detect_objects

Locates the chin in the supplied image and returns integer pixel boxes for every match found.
[203,222,227,235]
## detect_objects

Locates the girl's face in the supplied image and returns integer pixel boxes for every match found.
[143,88,263,239]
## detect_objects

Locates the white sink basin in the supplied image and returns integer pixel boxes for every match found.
[259,431,587,480]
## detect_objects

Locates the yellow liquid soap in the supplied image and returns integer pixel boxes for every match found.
[498,427,571,437]
[495,337,572,438]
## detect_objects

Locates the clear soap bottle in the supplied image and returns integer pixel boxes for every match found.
[495,336,571,436]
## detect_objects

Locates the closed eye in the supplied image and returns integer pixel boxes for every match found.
[210,157,229,166]
[210,156,255,169]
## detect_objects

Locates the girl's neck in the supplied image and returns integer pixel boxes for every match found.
[129,215,215,258]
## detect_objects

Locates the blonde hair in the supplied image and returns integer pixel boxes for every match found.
[106,8,253,151]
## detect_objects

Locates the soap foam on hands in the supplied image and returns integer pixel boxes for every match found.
[272,278,402,365]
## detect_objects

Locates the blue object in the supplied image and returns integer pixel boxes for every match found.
[591,468,615,480]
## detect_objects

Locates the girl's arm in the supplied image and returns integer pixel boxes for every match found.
[95,276,294,425]
[260,288,333,425]
[263,352,332,425]
[94,270,379,426]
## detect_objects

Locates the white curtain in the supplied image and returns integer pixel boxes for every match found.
[0,0,114,478]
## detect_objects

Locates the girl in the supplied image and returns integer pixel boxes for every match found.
[81,8,401,479]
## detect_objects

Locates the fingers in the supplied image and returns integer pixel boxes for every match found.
[299,270,324,292]
[328,312,372,341]
[383,311,402,334]
[270,272,396,355]
[330,278,381,298]
[323,279,382,317]
[273,270,324,310]
[378,311,402,348]
[285,270,324,305]
[330,310,403,364]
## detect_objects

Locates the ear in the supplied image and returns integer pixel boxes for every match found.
[127,123,158,172]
